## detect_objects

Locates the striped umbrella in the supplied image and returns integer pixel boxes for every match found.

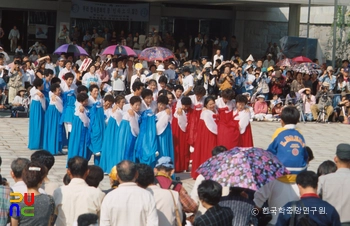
[100,45,137,56]
[53,44,88,56]
[138,47,174,61]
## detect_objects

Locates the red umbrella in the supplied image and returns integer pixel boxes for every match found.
[292,56,312,63]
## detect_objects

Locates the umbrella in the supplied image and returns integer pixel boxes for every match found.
[54,44,88,56]
[292,56,312,63]
[138,47,174,61]
[197,147,290,190]
[292,62,320,74]
[276,58,296,67]
[101,45,137,56]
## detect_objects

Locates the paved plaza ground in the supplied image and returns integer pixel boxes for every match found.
[0,118,348,193]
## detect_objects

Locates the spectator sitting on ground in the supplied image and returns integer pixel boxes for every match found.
[11,161,56,226]
[11,157,46,195]
[193,180,233,226]
[31,150,59,196]
[137,163,183,226]
[276,171,341,226]
[85,165,104,188]
[253,95,268,121]
[298,87,316,121]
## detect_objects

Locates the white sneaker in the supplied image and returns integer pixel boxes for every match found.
[95,152,101,156]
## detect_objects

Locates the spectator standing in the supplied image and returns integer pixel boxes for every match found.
[10,162,56,226]
[53,156,105,226]
[220,36,228,60]
[100,160,158,226]
[8,26,20,52]
[7,60,23,103]
[276,171,341,226]
[137,164,183,226]
[0,47,10,63]
[30,150,60,196]
[318,143,350,225]
[213,50,223,64]
[230,36,239,57]
[193,180,233,226]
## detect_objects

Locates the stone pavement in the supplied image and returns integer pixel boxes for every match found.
[0,118,348,193]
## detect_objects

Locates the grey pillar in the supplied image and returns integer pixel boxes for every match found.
[288,4,301,37]
[148,3,162,33]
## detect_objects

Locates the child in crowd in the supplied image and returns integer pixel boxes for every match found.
[15,45,24,56]
[43,83,65,155]
[28,78,46,150]
[100,95,125,173]
[267,106,308,174]
[67,93,91,163]
[117,96,141,162]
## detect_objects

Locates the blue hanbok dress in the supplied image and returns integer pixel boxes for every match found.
[135,109,158,167]
[99,109,123,173]
[42,79,50,108]
[117,111,140,162]
[67,104,92,164]
[60,82,77,127]
[87,96,105,166]
[43,94,67,155]
[156,110,175,162]
[28,87,46,150]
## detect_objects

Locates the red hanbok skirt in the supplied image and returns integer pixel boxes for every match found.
[217,109,240,150]
[172,117,190,172]
[239,123,254,147]
[186,109,201,147]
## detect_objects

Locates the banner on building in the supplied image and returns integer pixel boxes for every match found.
[71,0,149,22]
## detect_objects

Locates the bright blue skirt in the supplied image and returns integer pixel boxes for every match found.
[61,92,76,124]
[43,105,66,155]
[88,107,105,166]
[135,113,158,167]
[118,120,137,162]
[67,115,92,164]
[157,123,175,161]
[99,117,122,173]
[28,100,45,150]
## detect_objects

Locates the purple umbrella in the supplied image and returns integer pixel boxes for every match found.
[139,47,174,61]
[54,44,88,56]
[197,147,290,190]
[100,45,137,56]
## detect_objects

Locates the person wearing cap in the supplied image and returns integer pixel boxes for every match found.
[55,57,65,76]
[318,143,350,225]
[243,65,256,96]
[311,82,333,122]
[253,94,268,121]
[154,156,198,214]
[319,66,336,91]
[242,54,255,72]
[256,67,271,99]
[262,54,275,69]
[298,87,316,121]
[8,60,24,103]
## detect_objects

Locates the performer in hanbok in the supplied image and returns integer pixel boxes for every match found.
[58,61,76,81]
[42,69,54,107]
[156,95,174,161]
[216,88,239,149]
[100,95,125,173]
[135,89,158,166]
[103,95,114,124]
[173,85,184,102]
[234,94,254,147]
[82,64,102,89]
[28,78,46,150]
[87,84,105,166]
[60,73,77,141]
[187,86,206,148]
[191,96,218,179]
[173,96,192,172]
[67,93,91,163]
[117,96,141,161]
[43,83,66,155]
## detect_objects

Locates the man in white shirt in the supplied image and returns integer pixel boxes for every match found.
[137,164,182,226]
[53,156,105,226]
[262,54,275,68]
[180,67,193,96]
[213,50,223,64]
[11,158,46,195]
[8,26,20,52]
[100,160,158,226]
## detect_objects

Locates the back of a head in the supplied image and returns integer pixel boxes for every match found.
[136,164,155,188]
[68,156,88,178]
[197,180,223,206]
[281,106,300,125]
[296,171,318,189]
[211,146,227,156]
[85,165,104,188]
[30,150,55,172]
[117,160,137,182]
[317,160,337,177]
[77,213,98,226]
[181,96,192,106]
[11,158,30,179]
[22,162,48,189]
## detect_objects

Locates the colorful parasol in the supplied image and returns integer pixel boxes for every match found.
[138,47,174,61]
[100,45,137,56]
[292,56,312,63]
[197,147,290,190]
[292,62,321,74]
[53,44,88,56]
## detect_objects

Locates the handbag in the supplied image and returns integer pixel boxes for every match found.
[169,190,182,226]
